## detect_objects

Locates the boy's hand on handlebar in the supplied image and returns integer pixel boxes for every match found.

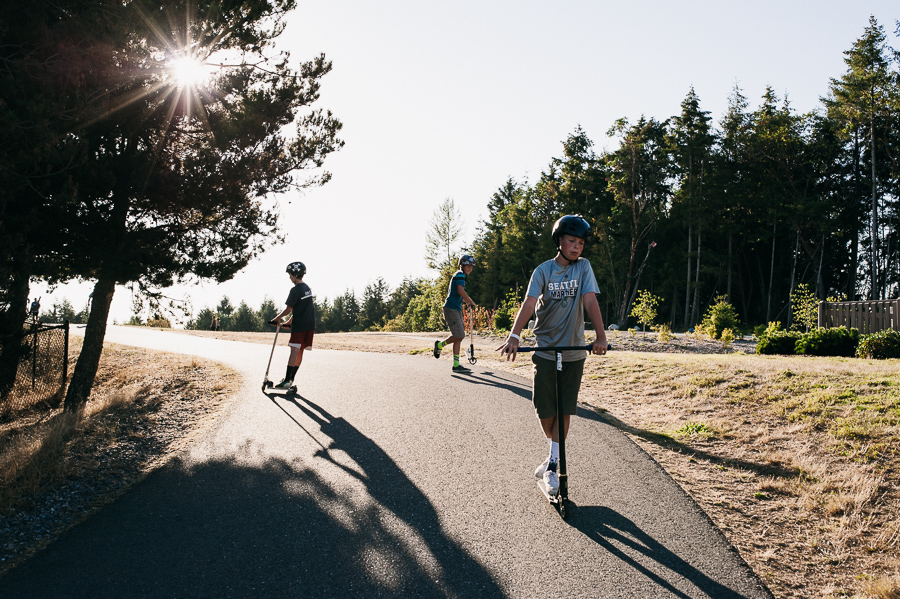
[497,336,519,361]
[591,338,608,355]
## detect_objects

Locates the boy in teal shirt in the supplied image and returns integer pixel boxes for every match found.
[434,255,477,372]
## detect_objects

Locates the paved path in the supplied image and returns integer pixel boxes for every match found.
[2,326,772,598]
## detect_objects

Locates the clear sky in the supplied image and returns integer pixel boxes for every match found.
[32,1,899,325]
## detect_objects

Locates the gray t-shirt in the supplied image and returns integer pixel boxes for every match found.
[526,257,600,362]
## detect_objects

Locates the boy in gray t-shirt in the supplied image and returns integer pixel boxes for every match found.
[497,215,608,496]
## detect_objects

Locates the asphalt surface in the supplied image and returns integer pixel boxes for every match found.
[2,326,773,598]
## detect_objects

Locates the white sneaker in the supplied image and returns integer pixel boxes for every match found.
[534,457,550,479]
[543,463,559,495]
[274,379,293,389]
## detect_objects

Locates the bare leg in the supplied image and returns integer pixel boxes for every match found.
[288,346,304,367]
[539,415,571,442]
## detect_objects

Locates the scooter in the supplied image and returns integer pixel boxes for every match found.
[516,342,610,519]
[261,322,296,394]
[465,306,477,365]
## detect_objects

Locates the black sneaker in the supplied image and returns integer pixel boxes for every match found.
[433,340,442,359]
[452,364,471,373]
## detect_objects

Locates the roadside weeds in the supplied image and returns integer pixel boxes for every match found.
[0,338,241,576]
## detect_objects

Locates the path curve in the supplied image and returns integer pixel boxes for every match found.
[2,326,773,598]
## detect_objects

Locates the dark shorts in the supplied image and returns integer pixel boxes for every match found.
[289,329,314,350]
[532,355,584,419]
[443,307,465,338]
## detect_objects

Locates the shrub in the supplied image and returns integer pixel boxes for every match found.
[700,296,741,339]
[856,329,900,359]
[756,322,801,355]
[795,326,859,357]
[493,289,521,332]
[654,323,674,343]
[720,328,735,348]
[630,290,662,336]
[790,283,818,332]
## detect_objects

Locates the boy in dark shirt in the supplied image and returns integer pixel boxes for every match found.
[269,261,315,390]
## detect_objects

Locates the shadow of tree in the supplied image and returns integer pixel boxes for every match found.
[1,393,504,598]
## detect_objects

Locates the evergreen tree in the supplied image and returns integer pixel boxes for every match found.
[425,198,465,272]
[668,88,715,328]
[605,116,672,325]
[360,278,389,330]
[257,297,279,331]
[231,301,263,332]
[1,0,343,413]
[824,15,896,299]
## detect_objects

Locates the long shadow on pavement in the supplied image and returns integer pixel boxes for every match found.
[449,369,532,400]
[570,505,766,599]
[1,394,503,598]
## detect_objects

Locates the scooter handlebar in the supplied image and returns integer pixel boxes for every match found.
[516,343,612,352]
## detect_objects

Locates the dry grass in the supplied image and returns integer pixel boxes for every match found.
[0,337,240,572]
[569,351,900,599]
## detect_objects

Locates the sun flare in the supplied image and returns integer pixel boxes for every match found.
[169,56,209,88]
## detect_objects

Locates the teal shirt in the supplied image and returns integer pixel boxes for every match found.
[443,270,467,311]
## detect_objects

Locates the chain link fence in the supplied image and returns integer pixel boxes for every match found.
[0,321,69,420]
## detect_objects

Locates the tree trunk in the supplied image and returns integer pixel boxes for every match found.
[690,226,702,326]
[727,231,733,302]
[870,112,879,299]
[766,215,777,322]
[617,237,639,326]
[64,277,116,413]
[816,234,825,299]
[787,231,799,328]
[683,221,692,329]
[624,241,656,323]
[0,247,33,401]
[848,234,859,301]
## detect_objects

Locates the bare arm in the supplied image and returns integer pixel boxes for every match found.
[496,295,538,361]
[457,285,476,308]
[270,306,293,325]
[583,292,608,355]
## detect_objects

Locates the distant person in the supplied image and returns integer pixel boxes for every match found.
[496,215,608,496]
[433,255,476,373]
[29,298,40,321]
[268,261,315,390]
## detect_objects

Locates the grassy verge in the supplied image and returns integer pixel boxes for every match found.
[0,337,241,574]
[575,352,900,599]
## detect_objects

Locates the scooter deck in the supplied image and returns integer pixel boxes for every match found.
[536,479,568,517]
[262,380,297,394]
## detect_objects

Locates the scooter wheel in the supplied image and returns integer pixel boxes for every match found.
[289,386,297,394]
[559,502,567,519]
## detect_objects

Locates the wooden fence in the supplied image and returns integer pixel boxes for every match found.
[818,299,900,335]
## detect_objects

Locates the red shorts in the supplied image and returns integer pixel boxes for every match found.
[288,329,314,350]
